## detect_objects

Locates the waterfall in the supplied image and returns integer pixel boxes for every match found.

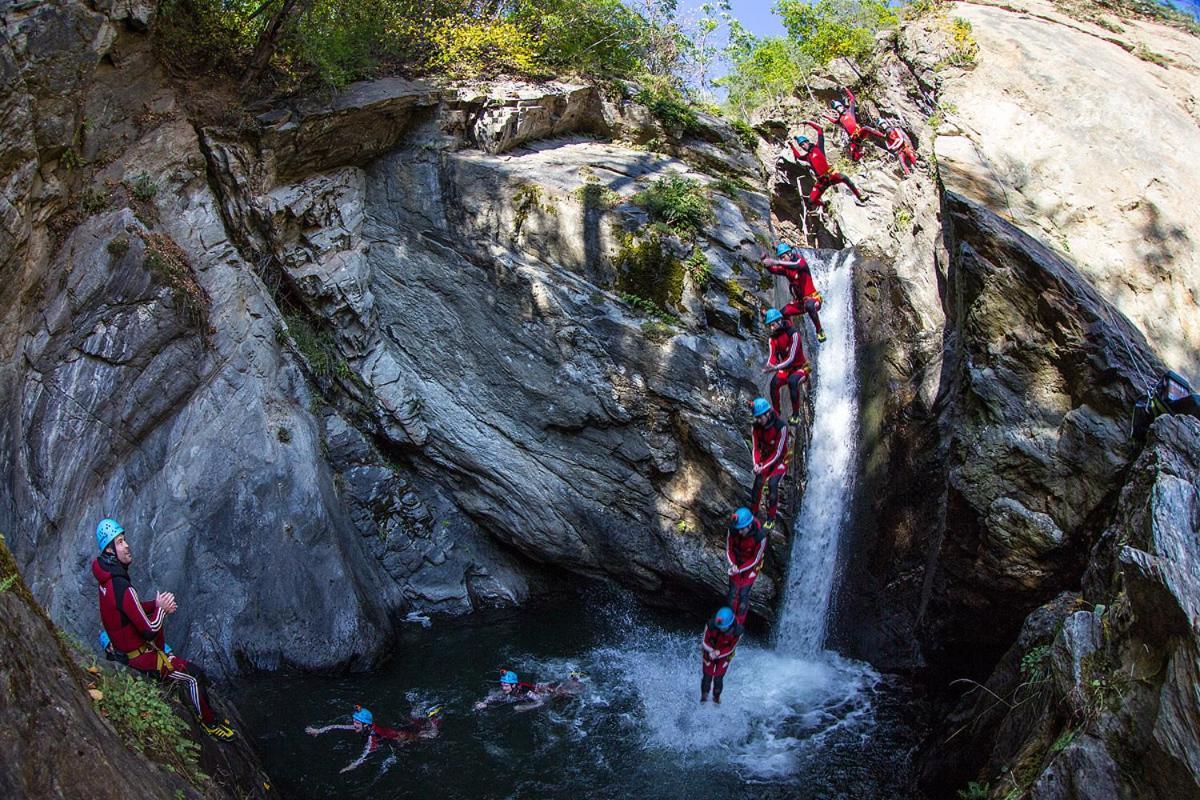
[774,250,859,656]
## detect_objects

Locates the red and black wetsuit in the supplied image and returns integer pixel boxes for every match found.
[93,554,216,724]
[822,88,885,161]
[726,519,767,625]
[750,411,789,524]
[762,254,824,335]
[700,620,744,700]
[789,122,866,207]
[370,716,441,747]
[885,126,917,175]
[766,320,809,418]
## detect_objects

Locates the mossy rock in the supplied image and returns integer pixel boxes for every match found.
[614,230,685,312]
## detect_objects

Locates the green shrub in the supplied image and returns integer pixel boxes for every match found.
[632,175,713,236]
[635,86,703,137]
[719,32,812,118]
[775,0,898,65]
[946,17,979,66]
[95,669,205,784]
[107,236,130,257]
[575,180,621,210]
[1133,42,1169,67]
[957,781,990,800]
[429,14,542,78]
[641,319,675,342]
[81,186,109,213]
[510,0,649,78]
[684,248,712,290]
[1019,643,1051,683]
[729,118,759,150]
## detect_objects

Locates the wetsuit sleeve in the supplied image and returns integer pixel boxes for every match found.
[340,738,375,773]
[726,532,739,569]
[802,121,825,150]
[762,260,788,274]
[751,427,764,469]
[845,88,857,114]
[121,585,164,639]
[307,723,358,735]
[788,139,805,161]
[821,111,838,124]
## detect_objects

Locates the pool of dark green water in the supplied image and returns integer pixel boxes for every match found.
[233,592,922,800]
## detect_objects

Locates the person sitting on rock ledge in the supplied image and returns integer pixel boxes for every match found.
[762,308,809,426]
[1133,370,1200,439]
[474,669,585,712]
[822,87,886,162]
[92,518,235,740]
[788,121,869,208]
[750,397,790,531]
[306,704,443,773]
[700,607,743,704]
[726,507,767,626]
[761,243,826,342]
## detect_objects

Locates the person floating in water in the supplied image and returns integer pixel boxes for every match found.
[761,307,809,426]
[726,507,767,626]
[474,669,585,713]
[822,87,886,162]
[306,704,442,773]
[750,397,790,531]
[700,607,743,704]
[788,121,868,208]
[761,242,825,342]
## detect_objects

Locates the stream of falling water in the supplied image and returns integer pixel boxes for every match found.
[775,249,859,655]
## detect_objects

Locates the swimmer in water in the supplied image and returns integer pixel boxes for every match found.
[306,704,442,773]
[473,669,586,713]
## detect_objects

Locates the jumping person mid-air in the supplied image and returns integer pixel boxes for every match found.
[788,121,868,207]
[761,242,825,342]
[700,607,743,703]
[823,87,885,162]
[726,507,767,626]
[749,397,790,531]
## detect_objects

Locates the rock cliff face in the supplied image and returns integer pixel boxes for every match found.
[1,2,776,677]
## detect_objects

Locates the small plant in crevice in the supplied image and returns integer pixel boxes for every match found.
[276,426,292,444]
[128,172,159,201]
[729,118,759,151]
[107,236,130,258]
[710,174,753,198]
[141,233,210,336]
[956,781,990,800]
[80,186,110,214]
[945,17,979,67]
[634,85,703,137]
[281,314,351,381]
[684,248,712,291]
[1133,42,1169,67]
[893,206,914,231]
[1019,643,1052,685]
[641,319,675,343]
[631,175,714,237]
[512,183,555,236]
[574,179,621,211]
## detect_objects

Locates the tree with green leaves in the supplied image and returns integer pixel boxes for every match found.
[774,0,897,66]
[717,19,812,119]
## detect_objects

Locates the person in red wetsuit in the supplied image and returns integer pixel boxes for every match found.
[823,87,886,161]
[306,704,443,773]
[789,121,868,207]
[749,397,789,531]
[92,518,234,740]
[761,242,825,342]
[884,124,918,175]
[474,669,585,712]
[700,607,743,703]
[726,507,767,626]
[761,308,809,425]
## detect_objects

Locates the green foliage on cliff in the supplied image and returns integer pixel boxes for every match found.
[631,175,714,236]
[156,0,695,91]
[775,0,898,64]
[718,29,812,118]
[635,84,704,136]
[95,670,206,785]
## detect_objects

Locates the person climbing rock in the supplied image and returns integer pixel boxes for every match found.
[92,518,235,740]
[700,607,743,703]
[884,123,918,175]
[726,507,767,626]
[749,398,789,531]
[788,121,868,207]
[306,704,443,773]
[761,308,809,425]
[1132,370,1200,439]
[822,88,886,162]
[474,670,585,712]
[761,243,826,342]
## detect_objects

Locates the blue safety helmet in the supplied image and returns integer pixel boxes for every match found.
[775,242,793,257]
[764,308,783,326]
[732,508,754,530]
[95,518,124,553]
[752,398,771,417]
[794,135,810,147]
[352,706,373,725]
[714,607,735,631]
[499,670,518,685]
[98,630,111,651]
[832,98,846,111]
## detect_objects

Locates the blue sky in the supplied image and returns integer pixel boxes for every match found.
[723,0,788,37]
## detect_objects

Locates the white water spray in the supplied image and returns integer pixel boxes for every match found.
[774,250,859,655]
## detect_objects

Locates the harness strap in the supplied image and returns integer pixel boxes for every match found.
[125,642,172,672]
